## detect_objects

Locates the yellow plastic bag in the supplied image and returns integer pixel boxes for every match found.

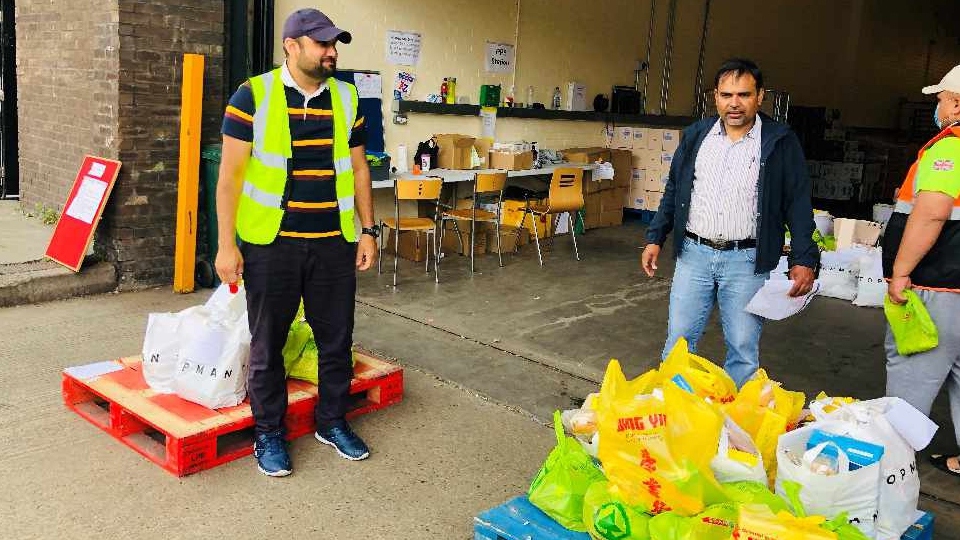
[721,370,805,487]
[598,361,726,516]
[734,504,838,540]
[660,337,737,404]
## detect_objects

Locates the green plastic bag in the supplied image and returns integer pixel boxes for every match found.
[884,289,938,355]
[781,481,869,540]
[721,481,789,514]
[529,411,607,532]
[281,303,354,385]
[582,481,651,540]
[647,503,738,540]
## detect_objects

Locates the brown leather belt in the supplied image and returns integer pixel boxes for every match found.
[685,231,757,251]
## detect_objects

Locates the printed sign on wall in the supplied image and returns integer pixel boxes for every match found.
[485,42,515,73]
[387,30,421,66]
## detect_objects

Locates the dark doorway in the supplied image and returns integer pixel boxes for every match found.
[0,0,18,199]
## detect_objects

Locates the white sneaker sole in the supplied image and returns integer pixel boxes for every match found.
[257,464,292,477]
[314,432,370,461]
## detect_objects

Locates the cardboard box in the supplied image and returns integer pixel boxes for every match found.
[599,187,627,212]
[440,225,487,256]
[661,129,681,151]
[563,147,611,164]
[632,127,649,149]
[599,208,623,227]
[833,218,882,249]
[645,151,661,170]
[499,199,552,238]
[646,129,663,150]
[660,151,675,169]
[643,190,663,211]
[495,225,530,252]
[435,134,476,169]
[583,192,603,229]
[609,149,633,188]
[489,151,534,171]
[386,230,431,262]
[643,169,665,192]
[624,184,644,209]
[612,126,633,149]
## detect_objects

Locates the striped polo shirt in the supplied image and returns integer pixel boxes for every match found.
[221,63,366,239]
[686,115,762,241]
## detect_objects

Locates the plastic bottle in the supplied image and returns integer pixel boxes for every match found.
[446,77,457,104]
[526,86,534,108]
[440,78,448,103]
[552,86,562,110]
[506,85,515,107]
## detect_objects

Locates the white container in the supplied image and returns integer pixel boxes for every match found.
[872,203,894,233]
[814,212,834,236]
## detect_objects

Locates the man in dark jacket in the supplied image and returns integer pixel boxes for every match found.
[641,58,818,387]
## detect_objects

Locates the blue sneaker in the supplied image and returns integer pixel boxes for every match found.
[315,422,370,461]
[253,431,292,477]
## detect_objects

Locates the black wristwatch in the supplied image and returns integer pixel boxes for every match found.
[361,225,380,239]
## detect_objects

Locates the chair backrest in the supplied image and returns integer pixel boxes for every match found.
[546,168,584,212]
[395,177,443,200]
[475,172,507,194]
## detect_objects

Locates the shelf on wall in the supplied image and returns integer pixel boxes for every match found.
[396,100,694,127]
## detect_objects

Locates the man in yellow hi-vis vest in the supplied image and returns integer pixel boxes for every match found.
[215,8,378,477]
[883,65,960,480]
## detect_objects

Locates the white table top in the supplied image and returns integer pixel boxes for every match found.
[371,162,597,189]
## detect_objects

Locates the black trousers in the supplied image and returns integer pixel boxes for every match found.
[242,236,357,435]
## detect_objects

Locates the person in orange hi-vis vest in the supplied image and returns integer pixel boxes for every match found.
[882,64,960,479]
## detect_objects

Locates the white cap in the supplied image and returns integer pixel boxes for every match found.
[922,65,960,94]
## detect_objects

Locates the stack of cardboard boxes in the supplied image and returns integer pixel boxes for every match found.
[563,147,631,230]
[609,126,681,214]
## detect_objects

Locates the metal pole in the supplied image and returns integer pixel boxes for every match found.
[659,0,678,115]
[692,0,712,118]
[640,0,657,113]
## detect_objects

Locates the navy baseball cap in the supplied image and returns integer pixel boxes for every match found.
[282,8,352,44]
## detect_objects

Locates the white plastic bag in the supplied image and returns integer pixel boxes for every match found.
[818,248,866,301]
[852,248,885,308]
[775,422,881,538]
[172,284,251,409]
[810,397,937,539]
[711,416,767,484]
[141,311,185,394]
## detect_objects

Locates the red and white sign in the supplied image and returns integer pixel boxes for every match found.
[45,156,122,272]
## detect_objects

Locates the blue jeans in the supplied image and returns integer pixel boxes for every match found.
[662,237,769,387]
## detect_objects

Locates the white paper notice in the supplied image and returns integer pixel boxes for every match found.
[386,30,421,66]
[65,176,109,224]
[87,162,107,179]
[480,107,497,139]
[354,73,382,99]
[485,41,515,73]
[64,360,124,381]
[884,397,939,451]
[745,279,820,320]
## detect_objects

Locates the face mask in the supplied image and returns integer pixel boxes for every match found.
[934,103,943,129]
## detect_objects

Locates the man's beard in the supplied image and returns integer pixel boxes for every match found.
[302,58,336,80]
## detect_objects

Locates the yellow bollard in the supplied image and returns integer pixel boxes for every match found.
[174,53,204,293]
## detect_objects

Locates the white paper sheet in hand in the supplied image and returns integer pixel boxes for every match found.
[745,279,820,320]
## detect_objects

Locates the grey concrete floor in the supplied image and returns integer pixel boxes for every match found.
[1,212,957,538]
[0,200,53,264]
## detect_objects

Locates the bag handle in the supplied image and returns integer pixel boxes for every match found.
[553,410,564,444]
[802,440,850,473]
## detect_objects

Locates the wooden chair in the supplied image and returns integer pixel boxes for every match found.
[378,177,443,286]
[517,168,584,265]
[438,172,508,273]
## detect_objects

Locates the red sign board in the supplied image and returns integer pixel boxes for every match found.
[45,156,122,272]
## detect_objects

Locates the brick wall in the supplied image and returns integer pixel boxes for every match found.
[103,0,224,288]
[16,0,120,214]
[17,0,224,289]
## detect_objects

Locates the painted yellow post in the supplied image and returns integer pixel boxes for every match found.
[174,53,204,293]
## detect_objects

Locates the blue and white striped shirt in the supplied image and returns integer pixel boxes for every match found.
[686,115,762,241]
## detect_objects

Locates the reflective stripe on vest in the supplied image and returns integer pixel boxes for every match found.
[893,124,960,222]
[236,68,359,244]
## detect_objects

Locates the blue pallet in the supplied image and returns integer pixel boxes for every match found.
[623,208,656,224]
[901,511,934,540]
[474,496,590,540]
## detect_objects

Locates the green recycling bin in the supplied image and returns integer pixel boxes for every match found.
[198,144,222,288]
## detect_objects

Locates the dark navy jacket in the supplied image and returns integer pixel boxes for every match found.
[645,113,819,274]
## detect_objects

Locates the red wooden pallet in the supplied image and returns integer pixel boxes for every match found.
[62,349,403,476]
